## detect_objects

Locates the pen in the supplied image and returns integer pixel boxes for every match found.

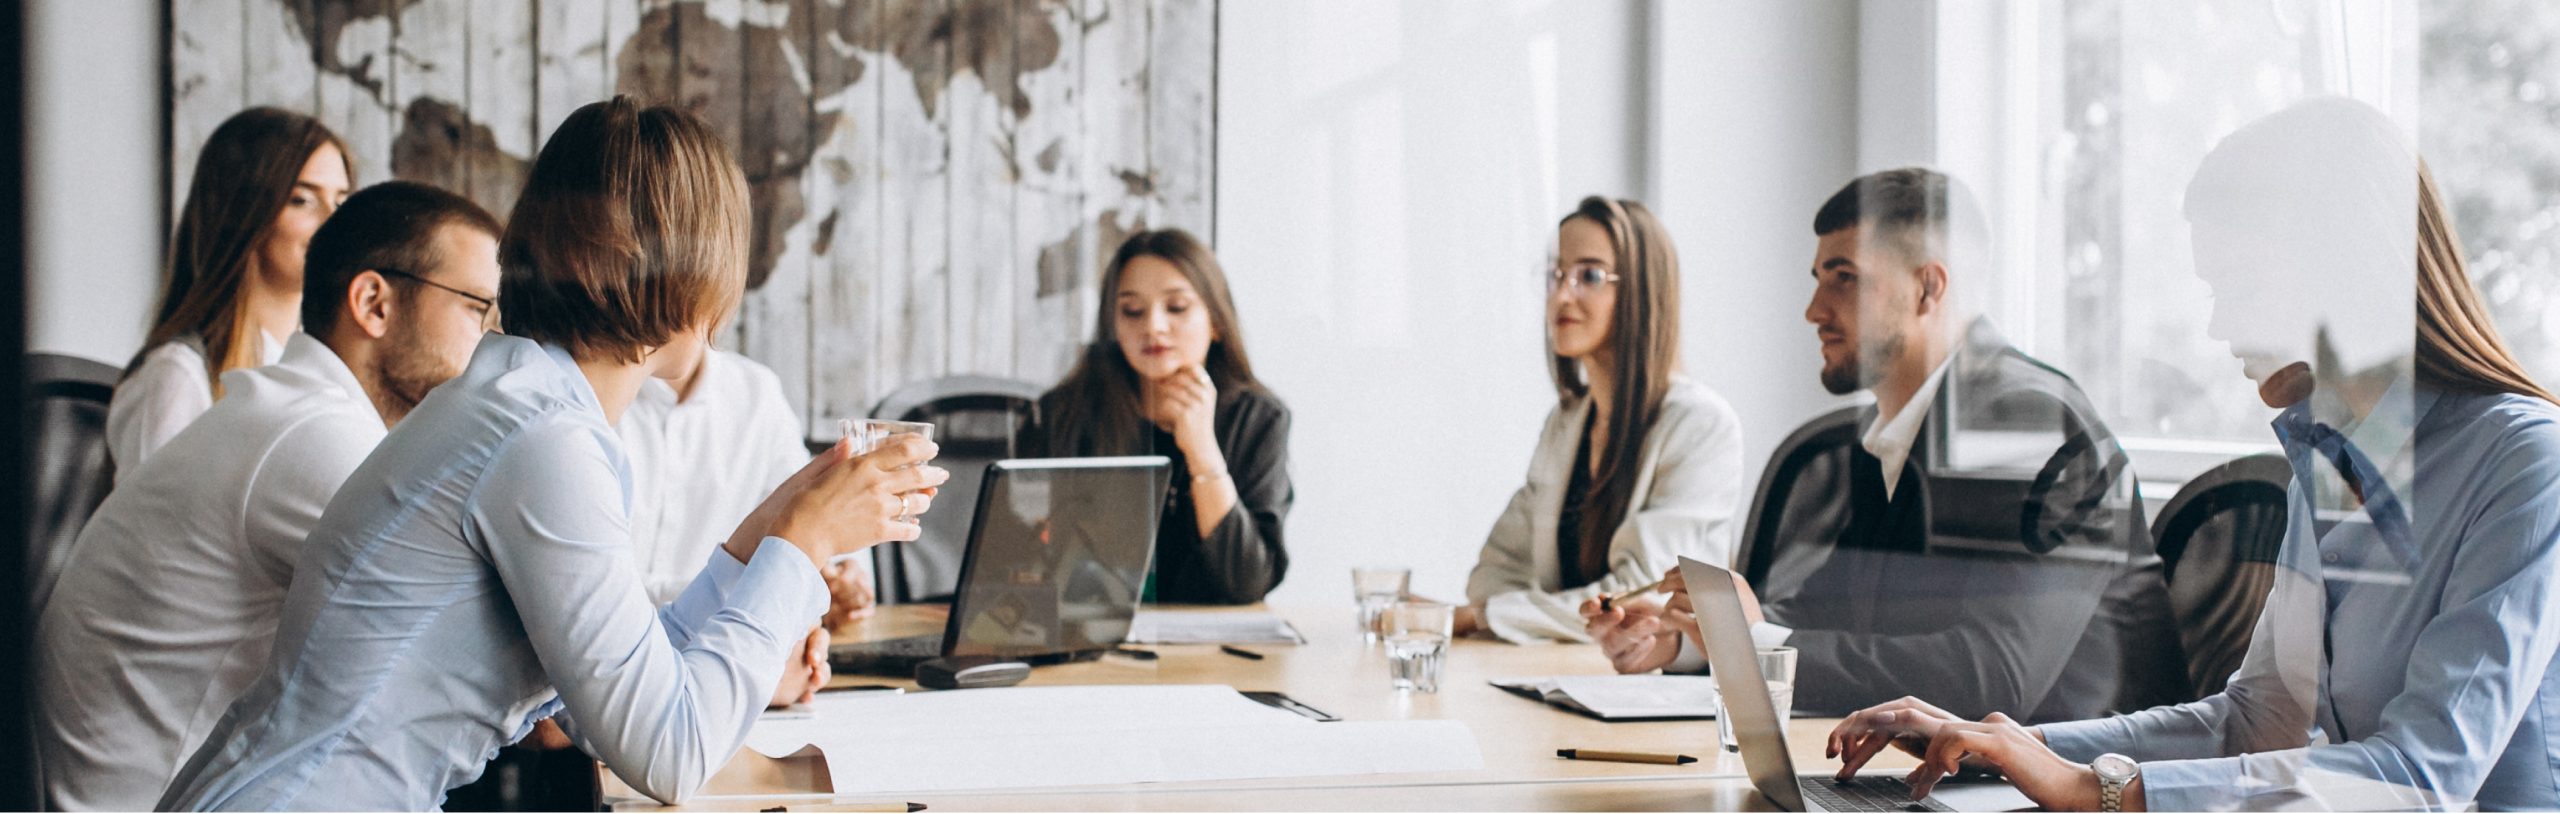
[1219,644,1266,660]
[1111,646,1160,661]
[757,803,926,812]
[1596,575,1672,612]
[1556,748,1697,765]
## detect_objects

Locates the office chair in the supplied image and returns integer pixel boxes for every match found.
[1735,406,1862,590]
[861,375,1047,604]
[23,353,119,617]
[2149,453,2289,697]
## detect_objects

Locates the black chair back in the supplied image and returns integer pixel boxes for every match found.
[1736,406,1862,589]
[24,354,118,617]
[2150,453,2289,697]
[862,375,1046,604]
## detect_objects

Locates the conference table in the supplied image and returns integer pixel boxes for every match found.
[601,604,1921,811]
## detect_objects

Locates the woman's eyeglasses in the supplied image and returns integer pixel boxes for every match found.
[1545,262,1620,295]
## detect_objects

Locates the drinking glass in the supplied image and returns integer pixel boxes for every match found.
[1351,566,1412,643]
[1385,601,1454,693]
[1716,646,1799,752]
[835,419,938,564]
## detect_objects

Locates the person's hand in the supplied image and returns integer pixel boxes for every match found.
[1452,603,1487,637]
[1827,696,1994,780]
[768,625,830,709]
[519,717,575,751]
[823,560,877,629]
[1657,566,1765,626]
[754,434,951,571]
[1578,594,1686,674]
[1146,365,1223,463]
[1906,713,2117,810]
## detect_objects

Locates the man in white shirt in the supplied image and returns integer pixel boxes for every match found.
[619,348,874,706]
[1584,168,2185,723]
[32,181,502,810]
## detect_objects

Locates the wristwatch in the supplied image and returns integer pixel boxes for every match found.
[2092,753,2139,812]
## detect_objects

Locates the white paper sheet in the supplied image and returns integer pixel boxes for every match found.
[1490,674,1720,719]
[1124,611,1306,644]
[742,685,1483,794]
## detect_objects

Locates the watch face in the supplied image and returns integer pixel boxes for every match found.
[2093,753,2138,782]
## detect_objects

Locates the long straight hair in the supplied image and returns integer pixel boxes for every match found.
[1040,229,1260,456]
[2415,162,2556,405]
[136,107,349,396]
[1553,196,1681,583]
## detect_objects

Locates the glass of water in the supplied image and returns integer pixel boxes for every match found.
[1351,566,1412,643]
[1716,645,1799,752]
[1385,600,1454,693]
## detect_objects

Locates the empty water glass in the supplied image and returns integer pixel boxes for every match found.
[1385,601,1454,693]
[1351,566,1412,643]
[1716,645,1799,752]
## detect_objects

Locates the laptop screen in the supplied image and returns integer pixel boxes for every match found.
[942,457,1168,660]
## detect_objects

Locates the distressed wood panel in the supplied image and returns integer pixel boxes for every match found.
[807,0,882,427]
[1146,0,1212,237]
[244,0,318,112]
[1014,0,1083,386]
[171,0,246,212]
[169,0,1215,425]
[310,0,398,189]
[534,0,612,159]
[945,0,1017,377]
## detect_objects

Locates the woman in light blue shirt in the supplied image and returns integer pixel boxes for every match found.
[158,97,950,810]
[1826,98,2560,811]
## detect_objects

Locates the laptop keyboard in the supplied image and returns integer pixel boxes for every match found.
[1799,776,1953,812]
[835,634,939,659]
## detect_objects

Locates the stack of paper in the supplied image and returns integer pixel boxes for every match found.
[1125,610,1306,644]
[1490,675,1721,721]
[744,685,1482,794]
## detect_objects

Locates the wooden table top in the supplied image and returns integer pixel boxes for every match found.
[602,604,1915,811]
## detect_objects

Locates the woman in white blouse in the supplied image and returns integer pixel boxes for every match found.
[109,107,351,473]
[1459,196,1748,643]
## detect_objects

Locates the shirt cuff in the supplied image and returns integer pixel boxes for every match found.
[728,536,830,634]
[2033,717,2125,764]
[2120,756,2231,812]
[1750,621,1794,648]
[1667,634,1708,674]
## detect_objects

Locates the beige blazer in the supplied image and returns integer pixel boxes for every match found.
[1465,375,1747,643]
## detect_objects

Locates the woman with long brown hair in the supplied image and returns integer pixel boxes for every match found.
[1827,97,2560,812]
[1459,196,1746,642]
[108,107,352,472]
[1019,229,1293,604]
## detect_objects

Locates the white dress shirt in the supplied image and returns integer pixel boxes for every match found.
[159,335,826,810]
[1860,356,1952,502]
[618,349,821,605]
[35,334,384,811]
[107,331,287,477]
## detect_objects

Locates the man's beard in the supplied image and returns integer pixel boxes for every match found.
[1818,328,1905,396]
[372,326,455,423]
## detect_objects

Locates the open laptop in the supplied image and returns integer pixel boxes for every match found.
[1676,556,2032,813]
[832,456,1169,675]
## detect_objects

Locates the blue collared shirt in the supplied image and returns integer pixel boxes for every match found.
[2041,385,2560,810]
[159,335,827,810]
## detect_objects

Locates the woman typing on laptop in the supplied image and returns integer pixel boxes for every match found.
[1827,99,2560,812]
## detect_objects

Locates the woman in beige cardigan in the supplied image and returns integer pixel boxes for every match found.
[1457,196,1747,643]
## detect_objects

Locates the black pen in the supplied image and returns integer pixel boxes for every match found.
[1111,646,1160,661]
[1219,644,1266,660]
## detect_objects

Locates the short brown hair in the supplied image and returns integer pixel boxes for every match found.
[497,96,748,363]
[302,181,501,337]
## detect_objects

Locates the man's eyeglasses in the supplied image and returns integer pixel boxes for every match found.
[1545,262,1621,295]
[375,268,499,328]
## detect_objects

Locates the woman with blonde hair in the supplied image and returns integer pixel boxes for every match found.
[111,107,352,471]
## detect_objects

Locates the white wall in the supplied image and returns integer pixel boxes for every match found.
[1220,0,1863,609]
[26,0,163,366]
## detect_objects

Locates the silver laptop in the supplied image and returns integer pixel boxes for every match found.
[1677,557,2032,813]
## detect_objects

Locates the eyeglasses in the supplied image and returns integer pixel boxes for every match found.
[375,268,500,328]
[1545,262,1621,295]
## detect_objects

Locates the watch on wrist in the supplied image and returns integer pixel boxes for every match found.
[2092,753,2139,812]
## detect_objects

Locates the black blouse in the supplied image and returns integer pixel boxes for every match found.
[1019,386,1295,604]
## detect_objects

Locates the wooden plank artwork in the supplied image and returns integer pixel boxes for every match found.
[166,0,1217,434]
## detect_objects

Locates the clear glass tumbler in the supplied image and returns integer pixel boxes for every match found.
[1351,566,1412,643]
[1386,600,1454,693]
[1716,645,1799,752]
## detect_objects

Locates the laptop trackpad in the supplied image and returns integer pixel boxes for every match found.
[1925,781,2036,812]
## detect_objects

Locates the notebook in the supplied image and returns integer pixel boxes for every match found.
[1490,674,1721,721]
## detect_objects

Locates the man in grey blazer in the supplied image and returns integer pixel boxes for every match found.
[1585,168,2187,723]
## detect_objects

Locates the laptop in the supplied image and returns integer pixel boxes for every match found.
[1676,556,2032,813]
[832,456,1170,675]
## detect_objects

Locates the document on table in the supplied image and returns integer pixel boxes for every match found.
[1490,675,1721,721]
[1124,610,1306,644]
[742,685,1482,794]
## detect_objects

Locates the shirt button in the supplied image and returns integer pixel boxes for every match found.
[2322,553,2341,564]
